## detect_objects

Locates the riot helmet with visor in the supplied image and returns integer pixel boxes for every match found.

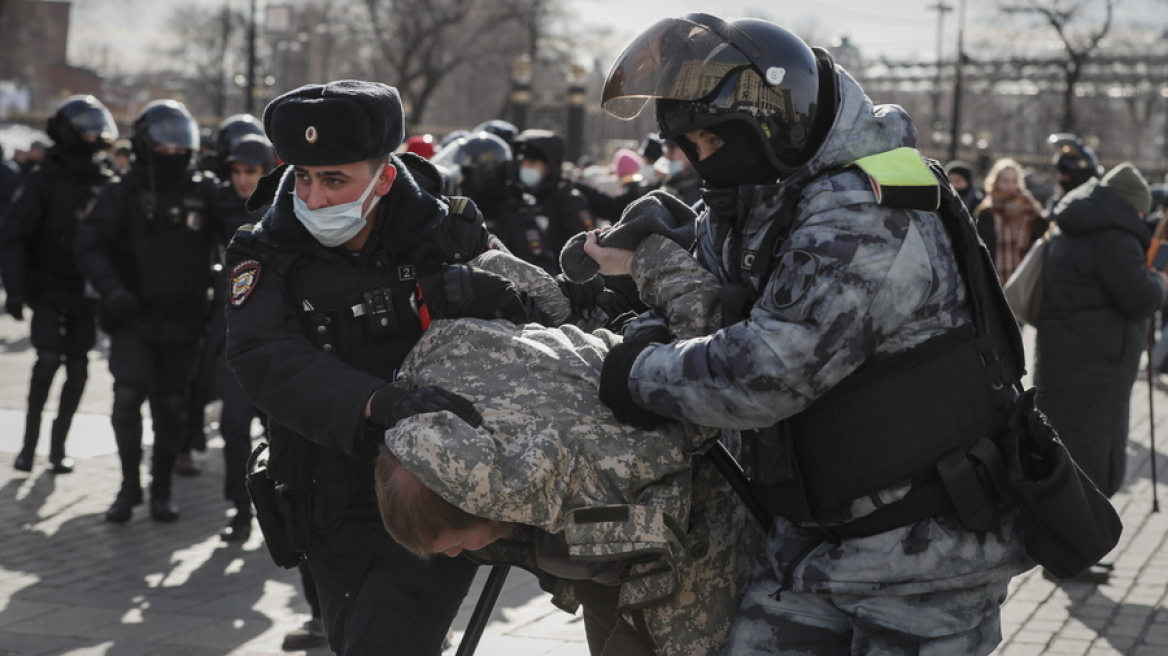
[431,131,512,205]
[47,95,119,156]
[602,14,836,178]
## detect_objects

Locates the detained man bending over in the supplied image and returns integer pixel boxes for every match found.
[373,198,763,656]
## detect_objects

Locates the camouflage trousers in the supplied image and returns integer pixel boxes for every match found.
[722,569,1010,656]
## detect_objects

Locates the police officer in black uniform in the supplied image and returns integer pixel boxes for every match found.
[511,129,597,266]
[210,133,275,541]
[433,131,558,273]
[77,99,222,524]
[209,113,266,178]
[224,80,531,655]
[1,95,117,473]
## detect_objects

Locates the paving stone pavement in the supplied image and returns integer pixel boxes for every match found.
[0,311,1165,655]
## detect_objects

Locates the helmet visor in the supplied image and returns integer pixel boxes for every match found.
[602,16,757,120]
[147,115,199,151]
[70,105,119,145]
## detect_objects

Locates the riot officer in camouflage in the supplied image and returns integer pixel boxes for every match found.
[594,14,1033,655]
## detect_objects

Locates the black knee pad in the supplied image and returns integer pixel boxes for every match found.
[152,393,190,433]
[112,383,148,421]
[31,351,62,384]
[63,356,89,381]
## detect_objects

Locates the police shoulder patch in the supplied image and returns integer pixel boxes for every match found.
[230,259,262,308]
[771,250,819,309]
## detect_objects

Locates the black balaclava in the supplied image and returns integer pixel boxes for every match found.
[688,120,781,190]
[148,151,193,189]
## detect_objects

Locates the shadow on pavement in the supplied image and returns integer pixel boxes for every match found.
[0,454,301,654]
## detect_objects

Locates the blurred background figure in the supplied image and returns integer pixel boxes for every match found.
[512,128,597,268]
[213,131,275,542]
[402,133,437,159]
[15,140,48,176]
[0,144,21,220]
[176,113,267,478]
[1048,133,1103,209]
[76,98,222,524]
[659,138,702,207]
[0,95,117,474]
[433,131,558,273]
[974,157,1047,285]
[111,140,133,175]
[944,159,984,213]
[1034,162,1164,584]
[472,118,519,147]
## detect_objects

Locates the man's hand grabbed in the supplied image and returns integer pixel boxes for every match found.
[369,385,483,429]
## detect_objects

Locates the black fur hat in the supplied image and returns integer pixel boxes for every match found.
[263,80,405,165]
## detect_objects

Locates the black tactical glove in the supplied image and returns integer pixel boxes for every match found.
[598,271,654,319]
[369,385,483,429]
[598,326,672,431]
[105,290,143,323]
[4,294,24,321]
[418,264,529,324]
[555,273,614,320]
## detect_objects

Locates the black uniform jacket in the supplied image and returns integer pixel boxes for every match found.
[0,148,111,306]
[225,154,491,482]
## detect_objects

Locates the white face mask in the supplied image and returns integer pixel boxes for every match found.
[292,166,384,247]
[518,165,544,189]
[668,159,686,176]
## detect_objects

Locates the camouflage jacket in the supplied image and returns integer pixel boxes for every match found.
[627,66,1033,595]
[387,235,762,655]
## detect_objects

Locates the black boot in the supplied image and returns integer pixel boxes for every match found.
[220,506,253,542]
[105,488,143,523]
[13,451,34,472]
[15,394,45,473]
[50,358,88,475]
[111,383,147,520]
[17,352,59,472]
[150,497,179,522]
[48,419,74,474]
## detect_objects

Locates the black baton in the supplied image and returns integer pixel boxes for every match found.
[455,564,510,656]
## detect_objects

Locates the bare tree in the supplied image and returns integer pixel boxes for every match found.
[360,0,554,129]
[1001,0,1114,133]
[164,5,247,122]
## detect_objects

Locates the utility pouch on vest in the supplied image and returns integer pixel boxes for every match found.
[246,442,304,569]
[1002,388,1122,579]
[776,328,998,515]
[745,422,817,524]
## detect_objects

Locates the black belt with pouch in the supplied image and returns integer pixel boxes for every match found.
[246,442,306,569]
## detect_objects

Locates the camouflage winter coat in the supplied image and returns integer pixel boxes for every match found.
[386,235,762,655]
[627,65,1034,595]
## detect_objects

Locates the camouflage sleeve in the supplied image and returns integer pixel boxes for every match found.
[628,196,969,430]
[631,234,722,341]
[386,319,693,532]
[468,249,572,324]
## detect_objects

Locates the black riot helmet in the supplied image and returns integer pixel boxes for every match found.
[131,99,200,161]
[226,133,276,173]
[602,13,837,177]
[431,131,512,206]
[46,95,119,155]
[472,119,519,147]
[1048,133,1102,193]
[216,114,265,162]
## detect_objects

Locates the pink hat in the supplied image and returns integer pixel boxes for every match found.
[613,148,643,177]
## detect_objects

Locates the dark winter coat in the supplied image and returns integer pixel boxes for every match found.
[1035,178,1165,496]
